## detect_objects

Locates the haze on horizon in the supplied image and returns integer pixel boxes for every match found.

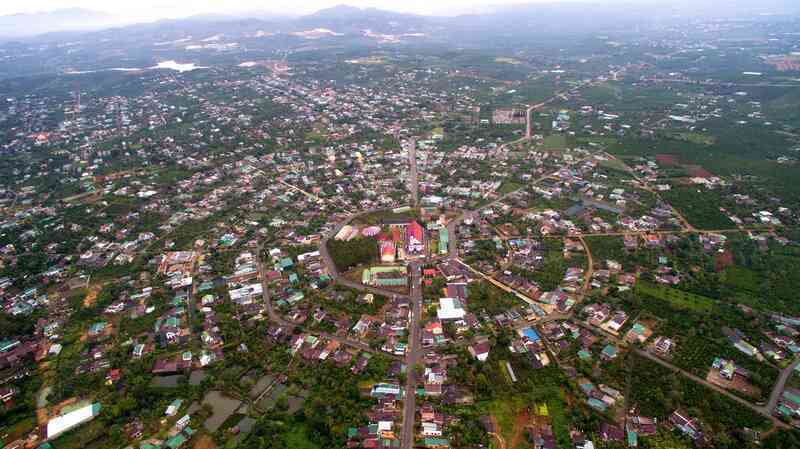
[0,0,796,40]
[0,0,592,21]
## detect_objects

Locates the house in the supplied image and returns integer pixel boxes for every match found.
[468,341,491,362]
[652,336,673,355]
[421,422,443,437]
[437,297,466,321]
[624,323,652,344]
[371,383,402,398]
[0,387,15,402]
[604,311,628,334]
[668,411,703,441]
[600,344,618,360]
[599,423,624,442]
[363,266,408,287]
[446,283,468,300]
[438,228,449,255]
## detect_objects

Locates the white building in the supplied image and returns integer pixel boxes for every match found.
[437,297,466,321]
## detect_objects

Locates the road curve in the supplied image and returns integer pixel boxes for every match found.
[255,242,400,359]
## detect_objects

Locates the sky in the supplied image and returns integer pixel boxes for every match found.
[0,0,585,20]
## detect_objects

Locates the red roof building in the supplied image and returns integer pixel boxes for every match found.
[407,221,424,254]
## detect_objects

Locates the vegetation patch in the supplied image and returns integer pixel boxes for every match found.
[668,132,717,146]
[326,237,378,272]
[660,186,733,230]
[497,181,524,195]
[635,281,715,312]
[282,424,321,449]
[542,134,568,151]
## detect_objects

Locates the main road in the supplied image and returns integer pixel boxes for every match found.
[400,261,423,449]
[766,357,800,414]
[408,139,418,208]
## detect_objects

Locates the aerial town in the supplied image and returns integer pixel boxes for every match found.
[1,2,800,449]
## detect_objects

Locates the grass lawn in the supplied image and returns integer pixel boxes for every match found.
[497,181,524,195]
[669,132,716,145]
[635,281,714,312]
[487,396,527,449]
[485,383,571,449]
[583,235,627,266]
[542,134,567,150]
[577,136,618,147]
[581,83,620,104]
[721,266,760,293]
[356,209,418,225]
[599,158,630,173]
[283,424,321,449]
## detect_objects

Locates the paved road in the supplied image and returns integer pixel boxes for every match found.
[408,139,418,208]
[454,258,538,306]
[646,77,800,88]
[577,235,594,299]
[255,242,397,358]
[526,96,561,139]
[446,214,461,260]
[766,357,800,413]
[567,320,790,429]
[278,179,326,204]
[400,262,423,449]
[634,348,788,429]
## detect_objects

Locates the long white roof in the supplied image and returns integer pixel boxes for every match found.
[46,403,100,439]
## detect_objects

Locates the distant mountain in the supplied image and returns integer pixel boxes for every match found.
[0,8,122,39]
[295,4,430,34]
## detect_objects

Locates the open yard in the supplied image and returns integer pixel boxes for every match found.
[635,281,715,312]
[497,181,524,195]
[706,368,760,398]
[542,134,568,151]
[487,396,530,449]
[202,391,242,433]
[193,434,218,449]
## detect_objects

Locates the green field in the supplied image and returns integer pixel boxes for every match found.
[598,158,630,173]
[485,391,569,449]
[583,235,627,266]
[635,281,715,312]
[660,186,733,230]
[668,132,717,146]
[497,181,524,195]
[487,396,526,449]
[283,425,321,449]
[721,266,761,293]
[577,136,618,147]
[580,83,620,104]
[542,134,568,150]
